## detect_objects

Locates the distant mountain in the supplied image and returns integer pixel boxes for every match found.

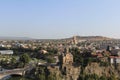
[0,36,33,40]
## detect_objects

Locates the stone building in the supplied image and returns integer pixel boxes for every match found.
[37,47,80,80]
[60,48,80,80]
[63,48,73,65]
[73,36,77,45]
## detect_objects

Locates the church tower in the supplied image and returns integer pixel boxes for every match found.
[73,36,77,45]
[63,47,73,65]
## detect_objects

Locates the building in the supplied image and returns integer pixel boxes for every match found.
[0,44,5,47]
[72,36,77,45]
[111,49,120,56]
[110,56,120,64]
[0,50,13,55]
[62,48,73,65]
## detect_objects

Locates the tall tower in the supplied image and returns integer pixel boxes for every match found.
[63,47,73,65]
[73,36,77,45]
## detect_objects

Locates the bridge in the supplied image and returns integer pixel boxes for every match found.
[0,63,34,80]
[0,62,54,80]
[0,62,45,80]
[0,68,25,80]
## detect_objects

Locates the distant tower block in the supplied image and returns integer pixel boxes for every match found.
[73,36,77,45]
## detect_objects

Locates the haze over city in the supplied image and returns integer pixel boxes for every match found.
[0,0,120,39]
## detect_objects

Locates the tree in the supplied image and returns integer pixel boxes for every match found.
[11,57,16,65]
[35,66,46,80]
[106,45,110,51]
[19,53,30,66]
[48,74,56,80]
[99,76,107,80]
[46,57,56,63]
[84,74,99,80]
[108,75,117,80]
[9,56,17,68]
[36,74,45,80]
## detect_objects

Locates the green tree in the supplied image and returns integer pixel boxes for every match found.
[46,57,55,63]
[48,74,56,80]
[9,56,17,68]
[11,57,16,65]
[108,75,117,80]
[106,45,110,51]
[84,74,99,80]
[34,66,47,80]
[36,74,45,80]
[19,53,30,66]
[99,76,107,80]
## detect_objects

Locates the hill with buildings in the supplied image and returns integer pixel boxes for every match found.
[61,36,113,41]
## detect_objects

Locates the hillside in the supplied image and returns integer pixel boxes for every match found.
[63,36,112,41]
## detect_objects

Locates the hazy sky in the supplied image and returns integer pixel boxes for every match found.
[0,0,120,39]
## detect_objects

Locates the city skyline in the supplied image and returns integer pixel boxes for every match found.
[0,0,120,39]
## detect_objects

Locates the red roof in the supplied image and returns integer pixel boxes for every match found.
[92,53,103,57]
[110,56,120,59]
[97,53,103,57]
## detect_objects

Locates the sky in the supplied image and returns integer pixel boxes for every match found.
[0,0,120,39]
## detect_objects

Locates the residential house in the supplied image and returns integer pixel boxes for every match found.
[110,56,120,64]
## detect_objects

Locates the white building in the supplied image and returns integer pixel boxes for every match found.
[0,44,5,47]
[0,50,13,55]
[110,56,120,64]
